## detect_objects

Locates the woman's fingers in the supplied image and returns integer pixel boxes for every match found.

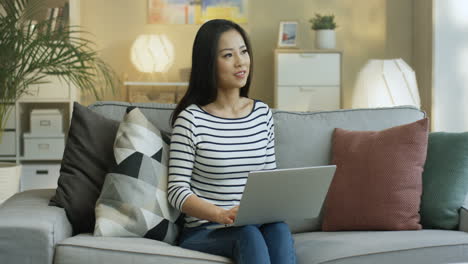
[227,206,239,221]
[215,206,240,224]
[216,208,233,224]
[225,216,234,224]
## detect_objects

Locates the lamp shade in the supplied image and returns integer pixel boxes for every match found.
[352,58,421,108]
[131,34,174,73]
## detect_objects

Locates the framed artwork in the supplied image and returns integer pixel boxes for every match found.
[278,21,298,48]
[148,0,248,25]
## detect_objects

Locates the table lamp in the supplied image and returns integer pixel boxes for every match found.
[352,58,421,108]
[131,34,174,73]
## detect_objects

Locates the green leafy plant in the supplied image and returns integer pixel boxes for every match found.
[309,13,338,30]
[0,0,118,134]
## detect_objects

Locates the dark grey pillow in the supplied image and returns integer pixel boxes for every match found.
[49,102,119,235]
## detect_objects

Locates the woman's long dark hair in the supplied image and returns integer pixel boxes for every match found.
[171,19,253,126]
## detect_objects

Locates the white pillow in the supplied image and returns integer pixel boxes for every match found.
[94,107,181,244]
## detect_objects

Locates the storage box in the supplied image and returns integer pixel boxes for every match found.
[0,132,16,156]
[20,163,60,191]
[30,109,63,135]
[23,133,65,159]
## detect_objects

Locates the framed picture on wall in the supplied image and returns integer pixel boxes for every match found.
[278,21,298,48]
[147,0,248,24]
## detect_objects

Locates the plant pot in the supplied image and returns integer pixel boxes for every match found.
[315,29,336,49]
[0,162,21,204]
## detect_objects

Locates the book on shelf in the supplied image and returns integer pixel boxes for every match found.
[50,7,58,32]
[43,5,69,34]
[54,7,63,32]
[61,3,70,30]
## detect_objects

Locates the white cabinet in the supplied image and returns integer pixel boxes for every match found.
[275,50,342,111]
[10,79,73,193]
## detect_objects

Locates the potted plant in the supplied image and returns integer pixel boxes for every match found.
[0,0,118,202]
[0,0,118,133]
[309,13,338,49]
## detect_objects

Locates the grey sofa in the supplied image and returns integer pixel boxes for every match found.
[1,101,468,264]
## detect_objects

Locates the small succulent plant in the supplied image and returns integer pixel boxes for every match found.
[309,14,338,30]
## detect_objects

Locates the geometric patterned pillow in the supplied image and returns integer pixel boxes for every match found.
[94,107,181,244]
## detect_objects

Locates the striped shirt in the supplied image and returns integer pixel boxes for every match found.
[167,100,277,227]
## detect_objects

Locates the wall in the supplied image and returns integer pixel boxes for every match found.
[80,0,413,109]
[412,0,433,122]
[249,0,413,108]
[80,0,197,104]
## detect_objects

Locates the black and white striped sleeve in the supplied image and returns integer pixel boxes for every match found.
[167,109,197,210]
[264,108,277,170]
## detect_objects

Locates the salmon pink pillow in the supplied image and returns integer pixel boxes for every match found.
[322,118,429,231]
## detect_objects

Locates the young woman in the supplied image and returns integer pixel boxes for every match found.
[168,19,296,264]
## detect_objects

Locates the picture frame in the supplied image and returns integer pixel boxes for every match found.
[278,21,298,48]
[147,0,248,25]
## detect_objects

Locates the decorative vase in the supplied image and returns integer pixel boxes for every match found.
[0,162,21,204]
[315,29,336,49]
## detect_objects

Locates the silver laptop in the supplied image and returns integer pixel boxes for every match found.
[206,165,336,229]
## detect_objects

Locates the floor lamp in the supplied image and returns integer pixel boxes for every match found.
[352,58,421,109]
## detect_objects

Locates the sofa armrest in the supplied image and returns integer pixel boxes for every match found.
[459,195,468,232]
[458,206,468,232]
[0,189,73,264]
[460,206,468,232]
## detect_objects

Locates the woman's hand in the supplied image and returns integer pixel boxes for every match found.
[181,195,240,224]
[215,206,239,224]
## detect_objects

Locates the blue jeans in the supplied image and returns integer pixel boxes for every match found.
[178,222,296,264]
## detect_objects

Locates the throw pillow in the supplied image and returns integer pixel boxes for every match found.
[94,107,181,244]
[420,132,468,230]
[322,118,429,231]
[49,102,119,235]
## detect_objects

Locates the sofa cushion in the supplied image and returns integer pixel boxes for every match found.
[94,107,180,244]
[53,231,468,264]
[54,234,232,264]
[50,102,119,234]
[322,118,429,231]
[420,132,468,230]
[293,230,468,264]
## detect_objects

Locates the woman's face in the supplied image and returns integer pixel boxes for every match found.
[216,29,250,91]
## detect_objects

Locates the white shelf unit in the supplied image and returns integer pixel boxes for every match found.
[0,83,74,193]
[274,49,342,112]
[0,0,79,193]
